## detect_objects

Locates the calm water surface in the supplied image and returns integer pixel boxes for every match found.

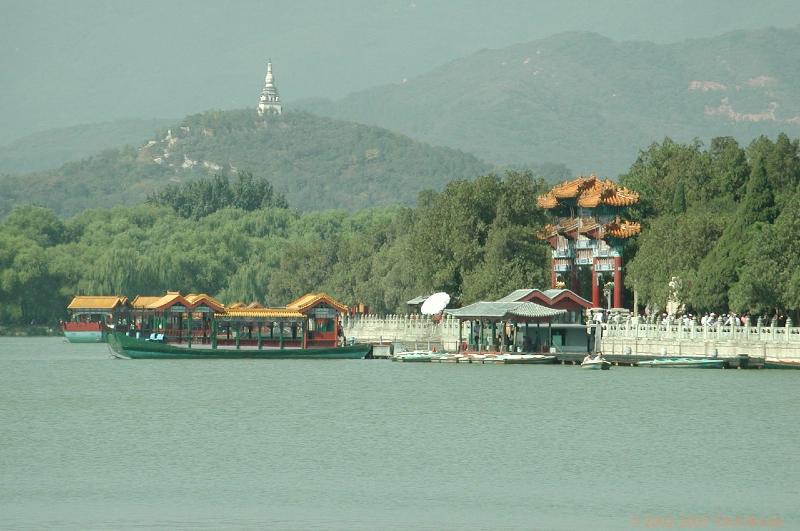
[0,337,797,530]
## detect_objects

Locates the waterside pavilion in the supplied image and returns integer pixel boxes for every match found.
[537,174,641,308]
[447,301,566,353]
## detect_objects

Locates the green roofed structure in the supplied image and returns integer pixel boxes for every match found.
[446,300,568,354]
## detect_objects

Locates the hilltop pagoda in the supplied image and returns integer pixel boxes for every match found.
[257,60,282,116]
[537,174,641,309]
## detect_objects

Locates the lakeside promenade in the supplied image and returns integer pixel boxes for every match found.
[343,314,800,365]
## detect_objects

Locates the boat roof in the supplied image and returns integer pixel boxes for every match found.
[221,308,304,318]
[185,293,225,312]
[286,292,347,313]
[67,295,129,310]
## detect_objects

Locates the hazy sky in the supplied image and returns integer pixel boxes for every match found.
[2,0,799,144]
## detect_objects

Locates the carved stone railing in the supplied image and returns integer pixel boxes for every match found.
[600,320,800,360]
[602,321,800,343]
[342,314,466,351]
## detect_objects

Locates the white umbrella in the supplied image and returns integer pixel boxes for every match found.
[420,292,450,315]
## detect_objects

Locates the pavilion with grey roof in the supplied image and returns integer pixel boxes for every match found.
[446,300,567,353]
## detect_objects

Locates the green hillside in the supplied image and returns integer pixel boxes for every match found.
[0,118,173,174]
[305,27,800,177]
[0,110,492,217]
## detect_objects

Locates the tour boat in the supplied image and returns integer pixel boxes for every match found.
[503,354,557,365]
[63,295,130,343]
[636,358,725,368]
[107,332,372,360]
[62,321,111,343]
[763,357,800,369]
[581,357,611,370]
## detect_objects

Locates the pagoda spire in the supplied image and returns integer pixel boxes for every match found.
[257,60,282,117]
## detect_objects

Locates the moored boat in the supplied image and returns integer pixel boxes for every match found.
[63,295,130,343]
[763,357,800,369]
[503,354,557,365]
[636,358,725,369]
[581,357,611,370]
[62,321,110,343]
[107,332,372,360]
[393,351,438,362]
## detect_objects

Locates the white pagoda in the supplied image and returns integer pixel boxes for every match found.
[257,61,282,116]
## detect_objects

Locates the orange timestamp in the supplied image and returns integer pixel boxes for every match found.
[629,514,784,528]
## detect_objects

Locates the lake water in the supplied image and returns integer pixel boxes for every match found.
[1,337,797,530]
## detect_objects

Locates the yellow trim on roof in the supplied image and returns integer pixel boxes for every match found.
[218,309,305,319]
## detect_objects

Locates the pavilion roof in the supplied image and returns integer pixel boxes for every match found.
[286,293,348,313]
[539,217,640,241]
[407,294,430,305]
[495,288,592,310]
[537,174,639,210]
[67,295,129,310]
[446,301,565,321]
[604,219,642,239]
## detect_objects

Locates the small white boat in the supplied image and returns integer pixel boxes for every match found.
[581,356,611,370]
[393,350,439,362]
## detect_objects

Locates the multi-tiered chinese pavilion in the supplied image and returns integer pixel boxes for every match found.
[537,175,641,309]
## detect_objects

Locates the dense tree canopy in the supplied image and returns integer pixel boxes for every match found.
[0,170,551,326]
[623,133,800,318]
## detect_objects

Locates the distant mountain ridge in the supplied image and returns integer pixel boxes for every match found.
[0,118,174,174]
[304,27,800,177]
[0,110,492,217]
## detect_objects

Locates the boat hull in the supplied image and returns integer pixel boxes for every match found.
[108,333,372,360]
[62,322,108,343]
[636,358,725,369]
[581,360,611,370]
[764,358,800,369]
[503,355,557,365]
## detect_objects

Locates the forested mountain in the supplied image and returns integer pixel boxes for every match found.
[0,118,173,174]
[0,110,491,217]
[305,27,800,177]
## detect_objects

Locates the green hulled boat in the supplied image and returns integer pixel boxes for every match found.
[107,332,372,360]
[764,358,800,369]
[636,358,725,369]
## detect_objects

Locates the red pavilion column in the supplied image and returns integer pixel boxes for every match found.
[550,260,557,288]
[591,258,600,308]
[613,256,623,309]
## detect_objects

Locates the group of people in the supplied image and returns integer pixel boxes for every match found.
[582,351,606,363]
[639,310,790,328]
